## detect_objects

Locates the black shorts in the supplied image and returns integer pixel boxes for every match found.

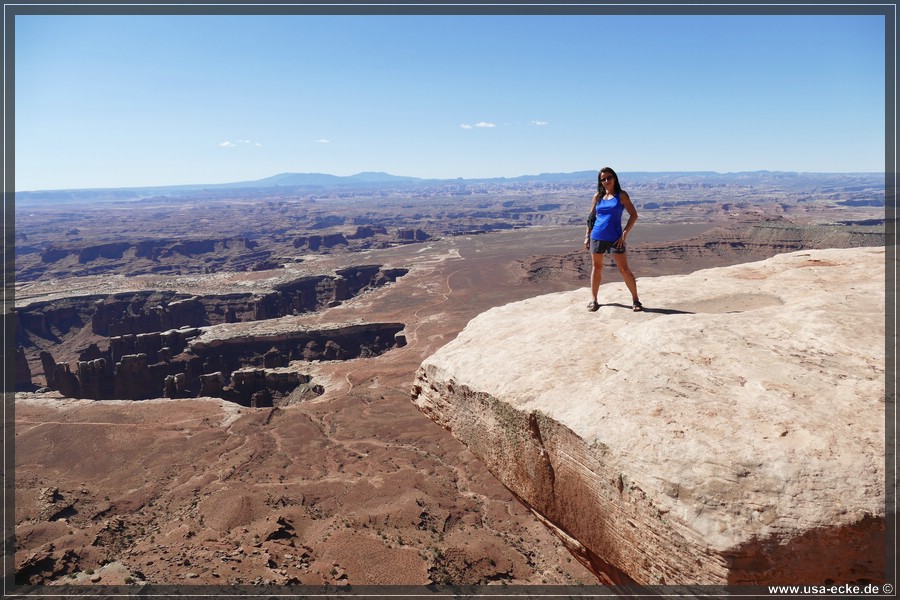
[590,238,626,254]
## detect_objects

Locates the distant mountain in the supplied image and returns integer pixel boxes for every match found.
[14,170,884,204]
[15,171,434,202]
[234,172,351,187]
[223,171,425,188]
[348,171,424,183]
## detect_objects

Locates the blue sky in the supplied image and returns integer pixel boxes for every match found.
[14,11,886,191]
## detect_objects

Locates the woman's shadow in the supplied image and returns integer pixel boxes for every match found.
[604,303,694,315]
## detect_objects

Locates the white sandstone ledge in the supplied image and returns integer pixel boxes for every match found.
[412,246,886,585]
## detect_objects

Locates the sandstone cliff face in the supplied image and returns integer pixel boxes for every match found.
[14,264,409,342]
[15,265,409,398]
[412,247,885,585]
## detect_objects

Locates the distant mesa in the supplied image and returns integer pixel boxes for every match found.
[347,225,388,239]
[396,229,430,242]
[293,233,349,251]
[242,171,425,188]
[16,170,432,199]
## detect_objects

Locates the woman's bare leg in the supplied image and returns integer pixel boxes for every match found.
[590,251,604,301]
[612,252,639,302]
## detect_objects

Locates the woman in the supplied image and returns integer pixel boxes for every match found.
[584,167,643,312]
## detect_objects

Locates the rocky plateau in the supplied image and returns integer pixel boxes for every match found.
[10,171,888,590]
[413,246,886,586]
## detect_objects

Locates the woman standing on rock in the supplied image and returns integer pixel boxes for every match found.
[584,167,643,312]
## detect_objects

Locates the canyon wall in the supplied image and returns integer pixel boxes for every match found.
[15,265,408,403]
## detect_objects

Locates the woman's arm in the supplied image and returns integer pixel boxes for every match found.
[584,193,600,247]
[618,191,638,246]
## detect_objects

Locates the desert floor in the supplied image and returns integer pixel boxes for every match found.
[15,222,722,587]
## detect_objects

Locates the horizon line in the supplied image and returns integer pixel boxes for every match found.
[14,168,887,194]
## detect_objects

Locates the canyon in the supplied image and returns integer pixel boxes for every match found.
[15,264,408,405]
[10,170,887,590]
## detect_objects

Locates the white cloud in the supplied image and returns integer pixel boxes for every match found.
[461,122,497,129]
[315,138,331,144]
[531,120,549,126]
[221,139,263,148]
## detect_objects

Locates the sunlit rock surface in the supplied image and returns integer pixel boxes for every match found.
[413,247,886,585]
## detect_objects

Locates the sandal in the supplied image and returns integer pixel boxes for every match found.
[632,300,644,312]
[587,300,600,312]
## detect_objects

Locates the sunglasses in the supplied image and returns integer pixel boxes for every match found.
[600,176,614,183]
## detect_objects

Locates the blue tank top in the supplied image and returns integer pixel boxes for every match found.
[590,193,625,241]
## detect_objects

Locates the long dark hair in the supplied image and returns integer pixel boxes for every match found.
[597,167,623,196]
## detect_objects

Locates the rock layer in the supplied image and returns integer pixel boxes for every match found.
[412,247,886,585]
[15,264,409,400]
